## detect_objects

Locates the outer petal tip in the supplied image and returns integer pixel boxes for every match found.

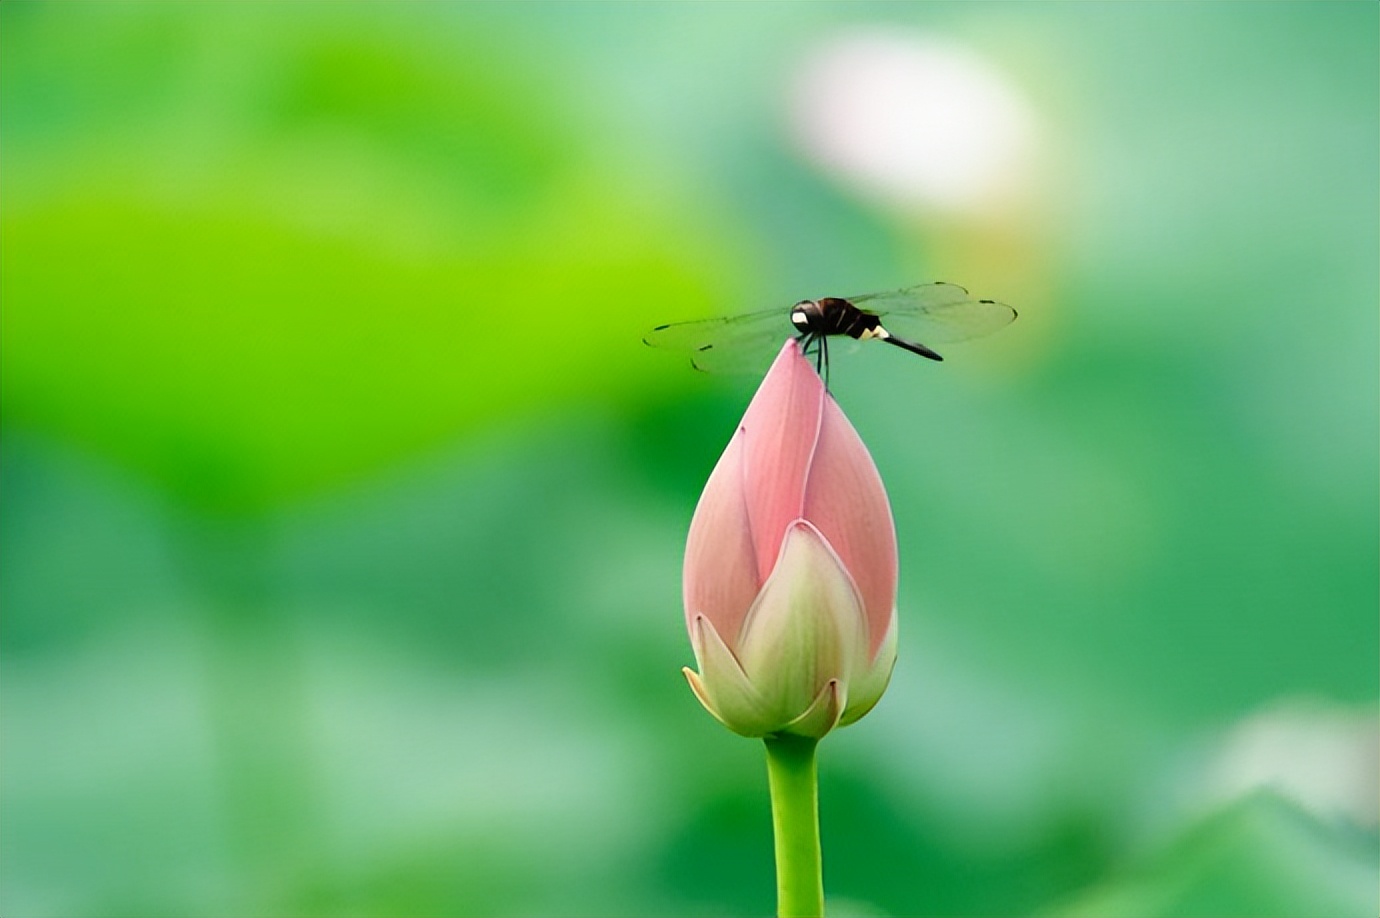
[683,667,723,723]
[779,679,846,739]
[686,614,775,737]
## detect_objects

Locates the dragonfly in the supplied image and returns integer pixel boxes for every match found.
[643,281,1017,379]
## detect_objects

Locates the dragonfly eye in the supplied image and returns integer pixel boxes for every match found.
[790,300,817,332]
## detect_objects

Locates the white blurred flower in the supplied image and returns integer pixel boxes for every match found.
[1203,700,1379,826]
[790,29,1037,216]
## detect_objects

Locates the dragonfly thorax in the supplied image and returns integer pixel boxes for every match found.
[790,297,884,340]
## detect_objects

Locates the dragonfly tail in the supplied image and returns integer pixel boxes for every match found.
[882,334,944,362]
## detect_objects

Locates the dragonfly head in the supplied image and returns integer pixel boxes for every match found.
[790,299,820,334]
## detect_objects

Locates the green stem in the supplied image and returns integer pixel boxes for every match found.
[764,733,824,918]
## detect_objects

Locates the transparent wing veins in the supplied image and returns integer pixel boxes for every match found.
[642,308,794,375]
[849,282,1017,345]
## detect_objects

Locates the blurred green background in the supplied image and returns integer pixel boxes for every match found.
[2,3,1376,917]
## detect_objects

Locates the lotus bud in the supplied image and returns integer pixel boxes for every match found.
[682,339,899,739]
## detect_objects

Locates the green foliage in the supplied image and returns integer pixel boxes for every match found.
[1049,794,1378,918]
[1,3,741,511]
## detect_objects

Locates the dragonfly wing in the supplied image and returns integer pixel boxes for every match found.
[849,282,1017,345]
[643,308,794,375]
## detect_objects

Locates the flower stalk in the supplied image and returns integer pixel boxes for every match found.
[765,733,824,918]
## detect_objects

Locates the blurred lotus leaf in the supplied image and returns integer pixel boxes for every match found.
[1049,794,1378,918]
[1,4,738,511]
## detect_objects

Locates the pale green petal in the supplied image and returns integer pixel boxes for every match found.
[736,522,868,729]
[838,610,897,727]
[779,678,845,739]
[687,613,776,737]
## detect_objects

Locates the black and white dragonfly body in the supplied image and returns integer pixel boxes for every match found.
[643,282,1016,378]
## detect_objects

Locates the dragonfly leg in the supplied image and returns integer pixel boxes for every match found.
[797,333,831,385]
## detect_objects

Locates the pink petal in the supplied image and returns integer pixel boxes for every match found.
[802,391,898,658]
[683,430,761,643]
[738,340,825,582]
